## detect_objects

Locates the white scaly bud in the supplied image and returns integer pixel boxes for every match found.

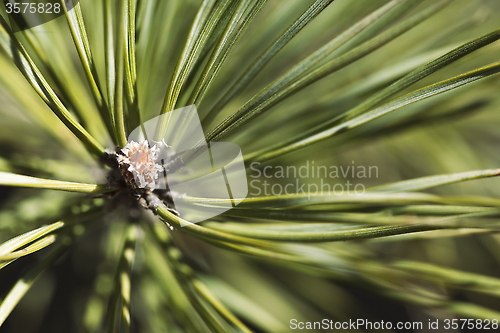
[116,140,164,189]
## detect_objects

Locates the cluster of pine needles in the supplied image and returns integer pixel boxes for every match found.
[1,0,500,332]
